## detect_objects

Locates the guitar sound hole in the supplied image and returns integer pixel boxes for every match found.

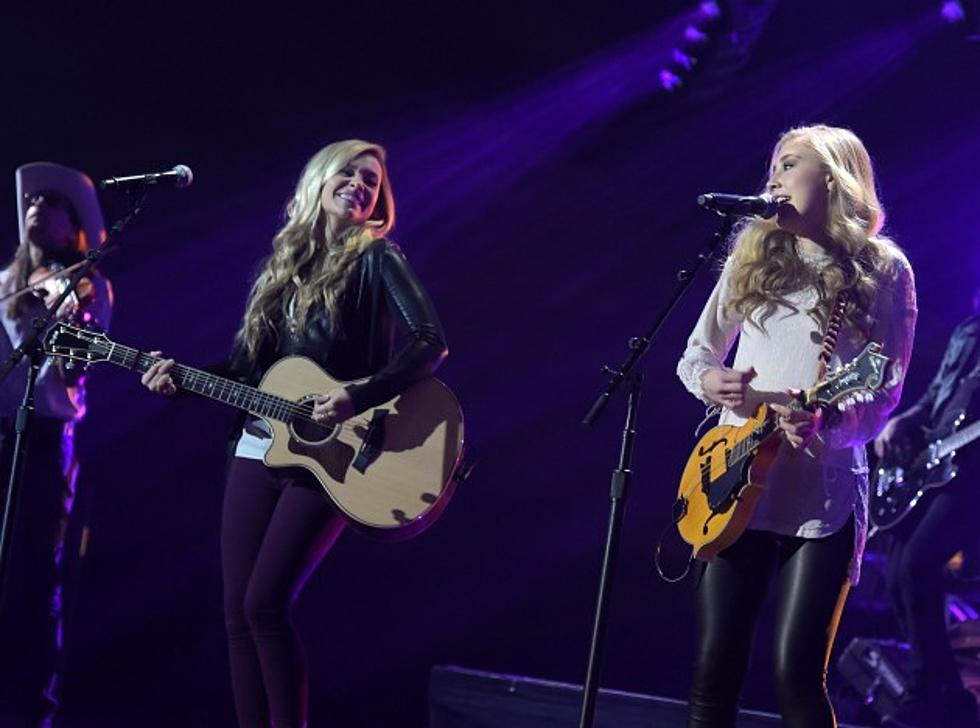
[289,398,337,444]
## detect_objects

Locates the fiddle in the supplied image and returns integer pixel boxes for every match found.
[24,262,93,322]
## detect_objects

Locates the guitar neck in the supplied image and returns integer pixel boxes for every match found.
[729,408,784,463]
[104,342,293,422]
[937,419,980,459]
[729,392,827,464]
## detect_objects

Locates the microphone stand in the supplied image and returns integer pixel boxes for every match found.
[576,212,736,728]
[0,187,147,616]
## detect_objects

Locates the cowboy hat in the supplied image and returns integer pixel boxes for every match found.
[16,162,105,249]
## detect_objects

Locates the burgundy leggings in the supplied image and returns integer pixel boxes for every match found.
[221,457,345,728]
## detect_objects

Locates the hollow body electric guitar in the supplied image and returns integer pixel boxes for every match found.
[674,342,890,562]
[870,414,980,536]
[45,323,464,540]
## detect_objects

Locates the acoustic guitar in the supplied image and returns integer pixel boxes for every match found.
[45,322,464,540]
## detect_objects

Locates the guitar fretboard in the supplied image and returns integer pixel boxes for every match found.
[727,408,782,466]
[938,419,980,459]
[101,341,310,424]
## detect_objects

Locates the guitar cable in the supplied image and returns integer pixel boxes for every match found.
[654,504,695,584]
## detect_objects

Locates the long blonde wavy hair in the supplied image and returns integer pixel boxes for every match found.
[725,124,901,337]
[235,140,396,359]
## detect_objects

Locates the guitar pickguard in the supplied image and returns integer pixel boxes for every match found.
[705,453,753,512]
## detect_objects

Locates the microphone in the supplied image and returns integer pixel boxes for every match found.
[100,164,194,190]
[697,192,779,219]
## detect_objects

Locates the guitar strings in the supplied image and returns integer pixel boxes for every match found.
[80,338,366,431]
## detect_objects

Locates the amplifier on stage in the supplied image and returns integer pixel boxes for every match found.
[837,637,911,719]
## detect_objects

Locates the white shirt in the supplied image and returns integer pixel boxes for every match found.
[676,246,917,583]
[234,419,272,460]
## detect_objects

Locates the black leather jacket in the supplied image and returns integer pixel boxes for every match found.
[227,238,447,415]
[904,314,980,434]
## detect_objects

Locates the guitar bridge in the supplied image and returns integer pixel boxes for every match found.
[700,456,712,493]
[352,409,388,474]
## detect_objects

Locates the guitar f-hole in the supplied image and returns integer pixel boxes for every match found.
[699,438,728,456]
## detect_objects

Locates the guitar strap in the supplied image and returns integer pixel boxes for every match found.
[817,290,850,380]
[808,289,851,445]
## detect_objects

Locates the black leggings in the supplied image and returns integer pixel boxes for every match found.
[221,457,346,728]
[688,518,854,728]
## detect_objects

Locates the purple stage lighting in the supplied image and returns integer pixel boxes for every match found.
[659,69,684,91]
[656,0,727,94]
[941,0,980,38]
[941,0,966,22]
[672,49,697,70]
[684,25,710,44]
[698,1,722,21]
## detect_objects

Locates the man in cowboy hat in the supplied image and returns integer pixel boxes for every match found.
[0,162,113,726]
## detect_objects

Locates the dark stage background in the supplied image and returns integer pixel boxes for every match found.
[2,1,979,725]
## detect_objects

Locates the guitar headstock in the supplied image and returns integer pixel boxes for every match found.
[807,341,890,409]
[45,322,112,365]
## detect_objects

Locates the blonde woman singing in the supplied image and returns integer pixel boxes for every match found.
[676,125,917,728]
[143,140,447,727]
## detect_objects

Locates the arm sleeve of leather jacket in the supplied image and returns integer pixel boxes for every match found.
[345,244,448,414]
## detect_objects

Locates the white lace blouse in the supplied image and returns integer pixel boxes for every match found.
[676,247,917,583]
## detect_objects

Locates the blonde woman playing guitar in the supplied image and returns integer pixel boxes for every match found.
[675,126,916,728]
[142,141,451,728]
